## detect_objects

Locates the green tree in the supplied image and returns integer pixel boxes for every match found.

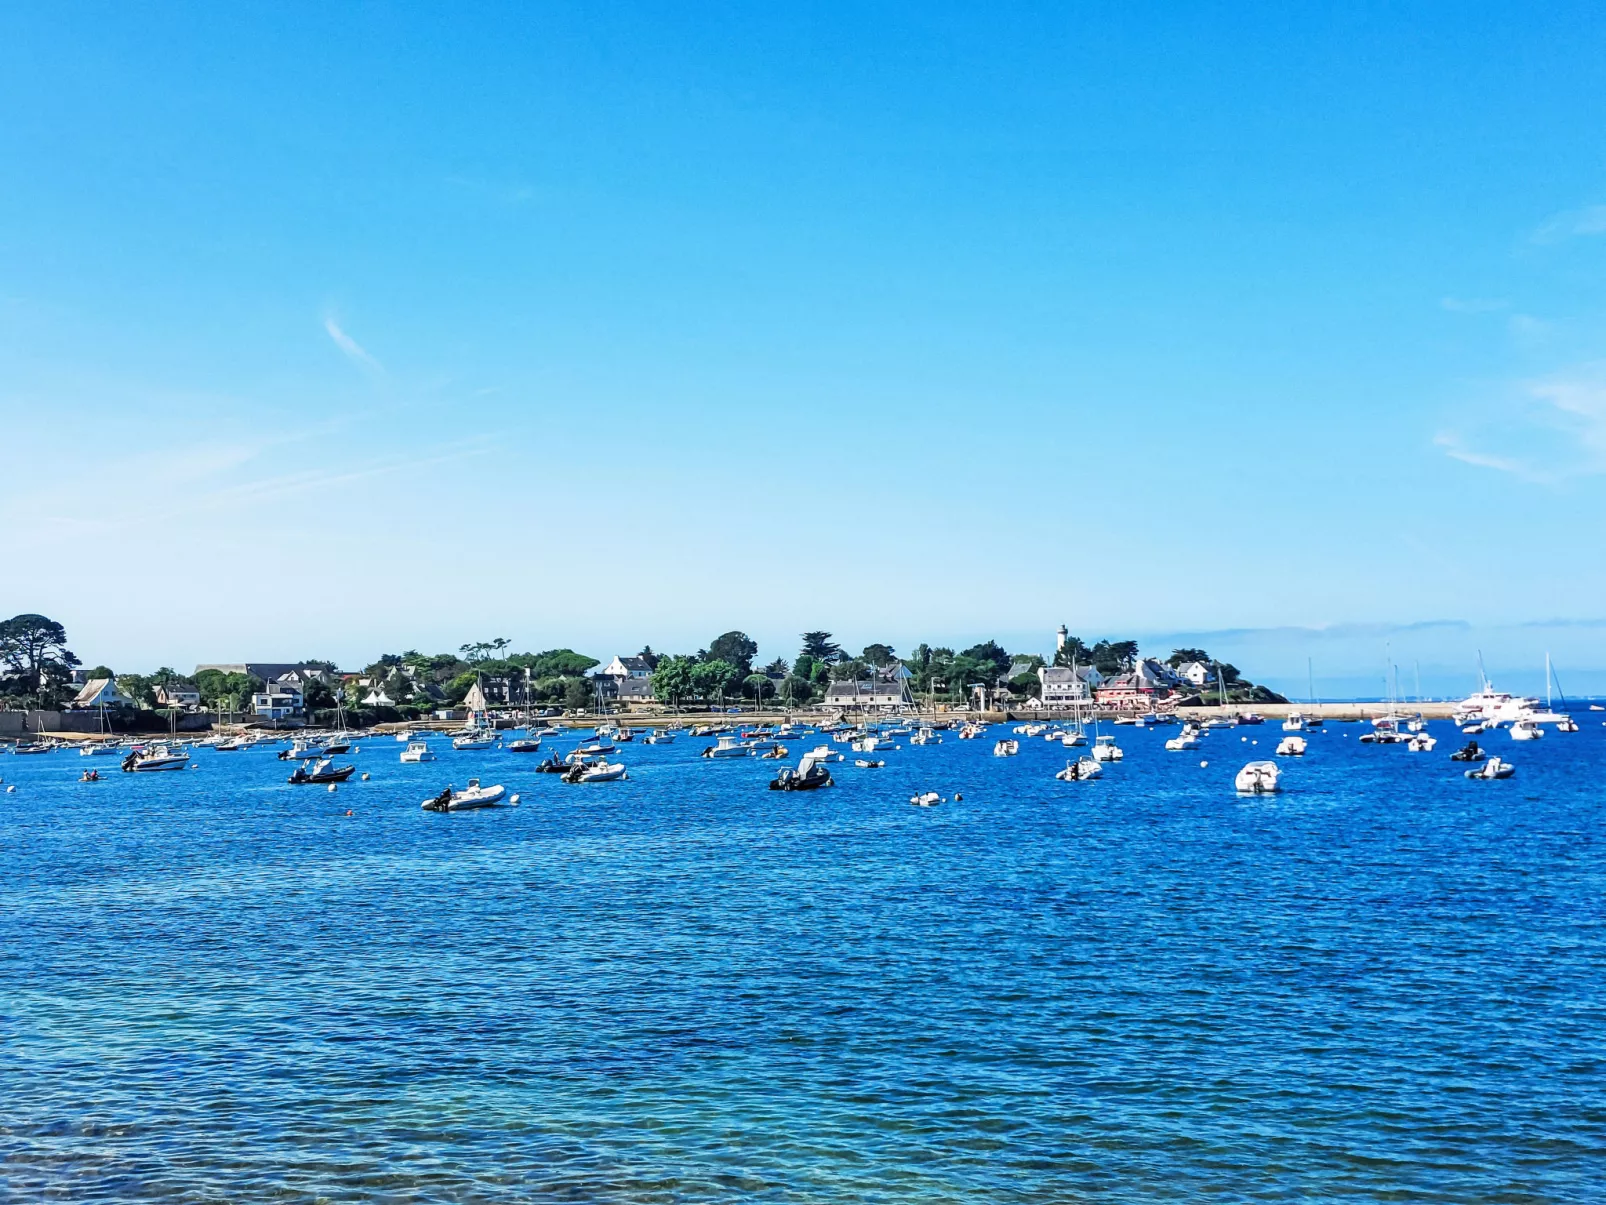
[1084,639,1139,676]
[799,631,841,663]
[563,676,594,712]
[741,673,775,702]
[86,664,115,679]
[691,658,741,703]
[861,643,896,668]
[194,669,261,712]
[515,649,599,678]
[830,657,868,683]
[0,613,80,697]
[1052,637,1091,668]
[116,674,157,708]
[960,641,1012,682]
[780,675,815,707]
[762,656,789,677]
[1166,647,1212,668]
[637,646,662,670]
[707,632,758,676]
[651,656,697,708]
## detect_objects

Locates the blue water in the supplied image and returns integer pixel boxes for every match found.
[2,721,1602,1201]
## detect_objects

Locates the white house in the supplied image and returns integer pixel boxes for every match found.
[596,655,655,702]
[1174,660,1215,687]
[1036,665,1100,708]
[252,681,304,720]
[72,678,135,710]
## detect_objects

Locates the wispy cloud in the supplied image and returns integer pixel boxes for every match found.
[1531,203,1606,245]
[1433,431,1548,481]
[1435,365,1606,484]
[323,315,384,375]
[1440,296,1508,314]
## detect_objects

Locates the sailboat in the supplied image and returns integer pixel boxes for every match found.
[1546,654,1579,732]
[1303,658,1324,727]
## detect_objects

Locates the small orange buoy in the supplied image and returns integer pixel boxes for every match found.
[345,809,353,817]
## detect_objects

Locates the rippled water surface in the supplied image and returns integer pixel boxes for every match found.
[3,720,1603,1201]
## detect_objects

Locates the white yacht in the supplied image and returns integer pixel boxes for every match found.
[1282,712,1307,732]
[400,741,436,763]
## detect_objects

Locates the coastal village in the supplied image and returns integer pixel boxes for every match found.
[0,612,1286,735]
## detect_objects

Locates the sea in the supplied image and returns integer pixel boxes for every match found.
[2,717,1602,1202]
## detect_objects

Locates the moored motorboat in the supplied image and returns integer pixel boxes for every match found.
[1274,735,1306,756]
[702,735,753,759]
[1509,718,1544,741]
[1464,757,1515,780]
[1091,735,1123,762]
[1234,761,1281,793]
[452,734,496,751]
[121,744,190,772]
[421,778,510,809]
[563,760,626,783]
[1449,740,1485,762]
[400,741,436,763]
[507,737,543,753]
[770,750,834,791]
[287,757,356,784]
[1406,733,1437,752]
[993,739,1019,757]
[909,791,943,807]
[1054,757,1102,781]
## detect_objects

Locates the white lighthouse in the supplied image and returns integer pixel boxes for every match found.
[1056,624,1068,653]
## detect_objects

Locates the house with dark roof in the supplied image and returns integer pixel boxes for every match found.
[822,677,913,711]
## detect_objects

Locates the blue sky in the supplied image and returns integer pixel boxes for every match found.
[3,2,1605,691]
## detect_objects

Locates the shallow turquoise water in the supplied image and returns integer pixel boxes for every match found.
[2,721,1602,1201]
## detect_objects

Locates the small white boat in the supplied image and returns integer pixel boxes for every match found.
[506,737,543,753]
[855,758,886,768]
[909,726,942,745]
[1555,715,1579,733]
[909,791,943,807]
[1464,757,1515,780]
[400,741,436,763]
[122,744,191,772]
[805,745,844,763]
[1282,712,1306,732]
[452,734,496,751]
[1406,733,1437,752]
[395,729,422,742]
[1060,731,1087,747]
[702,734,754,759]
[1509,718,1544,741]
[1054,757,1101,781]
[79,742,123,756]
[421,778,508,809]
[1274,735,1306,757]
[1091,735,1123,762]
[993,739,1019,757]
[643,731,677,744]
[1234,761,1281,793]
[1165,732,1200,751]
[568,760,627,783]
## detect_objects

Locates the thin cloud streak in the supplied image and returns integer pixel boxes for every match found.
[1530,203,1606,245]
[1432,432,1550,483]
[323,315,384,374]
